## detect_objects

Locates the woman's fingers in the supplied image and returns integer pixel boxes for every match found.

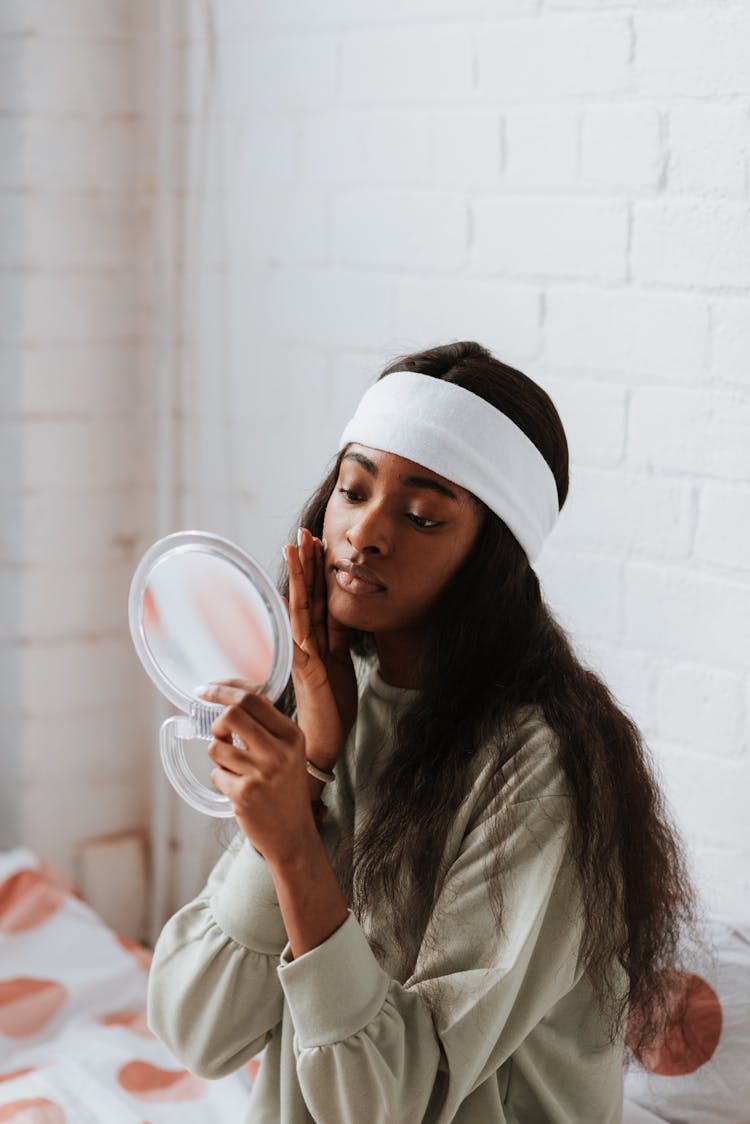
[311,538,328,657]
[198,678,262,701]
[285,538,314,650]
[280,593,318,674]
[199,682,292,739]
[211,698,291,754]
[293,528,314,618]
[208,725,279,777]
[292,528,327,654]
[300,528,315,604]
[208,736,256,777]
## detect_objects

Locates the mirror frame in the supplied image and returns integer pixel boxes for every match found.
[128,529,293,714]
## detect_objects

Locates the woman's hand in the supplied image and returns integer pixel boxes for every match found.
[196,526,358,863]
[202,687,351,960]
[282,527,358,771]
[200,687,316,868]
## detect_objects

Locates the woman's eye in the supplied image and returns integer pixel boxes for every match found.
[337,487,442,529]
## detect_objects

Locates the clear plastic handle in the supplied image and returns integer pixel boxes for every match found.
[160,705,242,818]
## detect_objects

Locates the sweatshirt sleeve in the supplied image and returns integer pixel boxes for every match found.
[275,788,586,1124]
[146,829,288,1079]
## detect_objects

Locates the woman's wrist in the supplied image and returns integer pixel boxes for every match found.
[268,828,349,957]
[305,752,337,822]
[305,759,335,785]
[306,745,339,771]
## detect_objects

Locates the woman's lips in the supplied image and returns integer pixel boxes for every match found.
[333,568,388,596]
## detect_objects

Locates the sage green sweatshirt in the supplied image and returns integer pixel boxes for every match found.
[147,654,627,1123]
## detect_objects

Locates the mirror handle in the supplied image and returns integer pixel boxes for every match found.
[160,715,236,818]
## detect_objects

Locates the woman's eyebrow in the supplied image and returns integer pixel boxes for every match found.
[342,451,460,502]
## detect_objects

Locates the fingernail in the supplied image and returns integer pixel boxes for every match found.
[195,683,211,696]
[321,536,327,551]
[297,527,304,546]
[282,545,287,563]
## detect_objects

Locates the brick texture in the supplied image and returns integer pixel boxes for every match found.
[0,5,155,890]
[2,0,749,923]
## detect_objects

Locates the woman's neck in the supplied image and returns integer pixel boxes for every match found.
[373,631,425,689]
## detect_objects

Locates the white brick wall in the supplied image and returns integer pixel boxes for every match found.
[473,197,630,279]
[634,9,750,97]
[334,191,468,269]
[475,15,632,101]
[712,296,750,385]
[667,104,750,198]
[545,288,710,380]
[176,0,749,921]
[580,104,663,191]
[632,200,750,288]
[2,0,749,926]
[340,27,474,105]
[0,4,155,888]
[505,108,578,189]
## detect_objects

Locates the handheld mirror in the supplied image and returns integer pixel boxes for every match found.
[128,530,293,817]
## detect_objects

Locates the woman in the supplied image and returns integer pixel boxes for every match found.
[147,341,698,1123]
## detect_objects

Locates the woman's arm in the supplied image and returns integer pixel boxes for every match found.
[146,830,287,1078]
[268,826,349,958]
[273,790,592,1124]
[147,530,359,1079]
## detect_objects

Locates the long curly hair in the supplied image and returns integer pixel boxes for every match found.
[259,340,700,1056]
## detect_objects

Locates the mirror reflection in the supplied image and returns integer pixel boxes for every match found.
[142,547,276,699]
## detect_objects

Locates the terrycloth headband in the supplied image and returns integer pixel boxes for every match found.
[337,370,559,564]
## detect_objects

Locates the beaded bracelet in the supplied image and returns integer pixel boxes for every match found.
[305,759,336,784]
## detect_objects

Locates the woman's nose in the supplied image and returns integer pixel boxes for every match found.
[346,509,390,555]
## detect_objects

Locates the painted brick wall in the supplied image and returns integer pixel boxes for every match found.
[176,0,750,919]
[1,1,748,925]
[0,2,157,880]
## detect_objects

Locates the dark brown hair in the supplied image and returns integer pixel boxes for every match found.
[239,341,701,1056]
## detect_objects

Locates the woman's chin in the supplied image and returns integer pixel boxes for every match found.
[327,586,388,628]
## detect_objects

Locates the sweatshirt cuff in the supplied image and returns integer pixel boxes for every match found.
[276,910,391,1048]
[209,838,288,954]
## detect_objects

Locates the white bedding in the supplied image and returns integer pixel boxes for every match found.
[0,847,258,1122]
[621,1101,668,1124]
[1,845,675,1124]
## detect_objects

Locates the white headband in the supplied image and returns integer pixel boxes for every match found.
[337,370,559,564]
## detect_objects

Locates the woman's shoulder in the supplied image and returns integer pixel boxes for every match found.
[470,702,573,812]
[511,702,570,794]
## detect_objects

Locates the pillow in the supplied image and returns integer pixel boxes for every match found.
[623,916,750,1124]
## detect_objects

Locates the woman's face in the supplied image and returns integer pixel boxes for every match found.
[321,443,485,636]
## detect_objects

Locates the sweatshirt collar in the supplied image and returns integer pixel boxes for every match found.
[367,660,421,703]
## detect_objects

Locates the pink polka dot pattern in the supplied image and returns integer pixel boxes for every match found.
[0,1100,66,1123]
[0,978,68,1038]
[35,863,81,902]
[0,1067,42,1084]
[0,871,66,934]
[100,1010,154,1038]
[628,969,723,1076]
[116,934,153,972]
[117,1061,207,1102]
[0,849,251,1120]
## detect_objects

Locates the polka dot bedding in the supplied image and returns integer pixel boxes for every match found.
[623,914,750,1124]
[0,848,259,1123]
[3,846,746,1124]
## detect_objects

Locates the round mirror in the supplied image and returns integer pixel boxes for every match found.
[128,530,293,815]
